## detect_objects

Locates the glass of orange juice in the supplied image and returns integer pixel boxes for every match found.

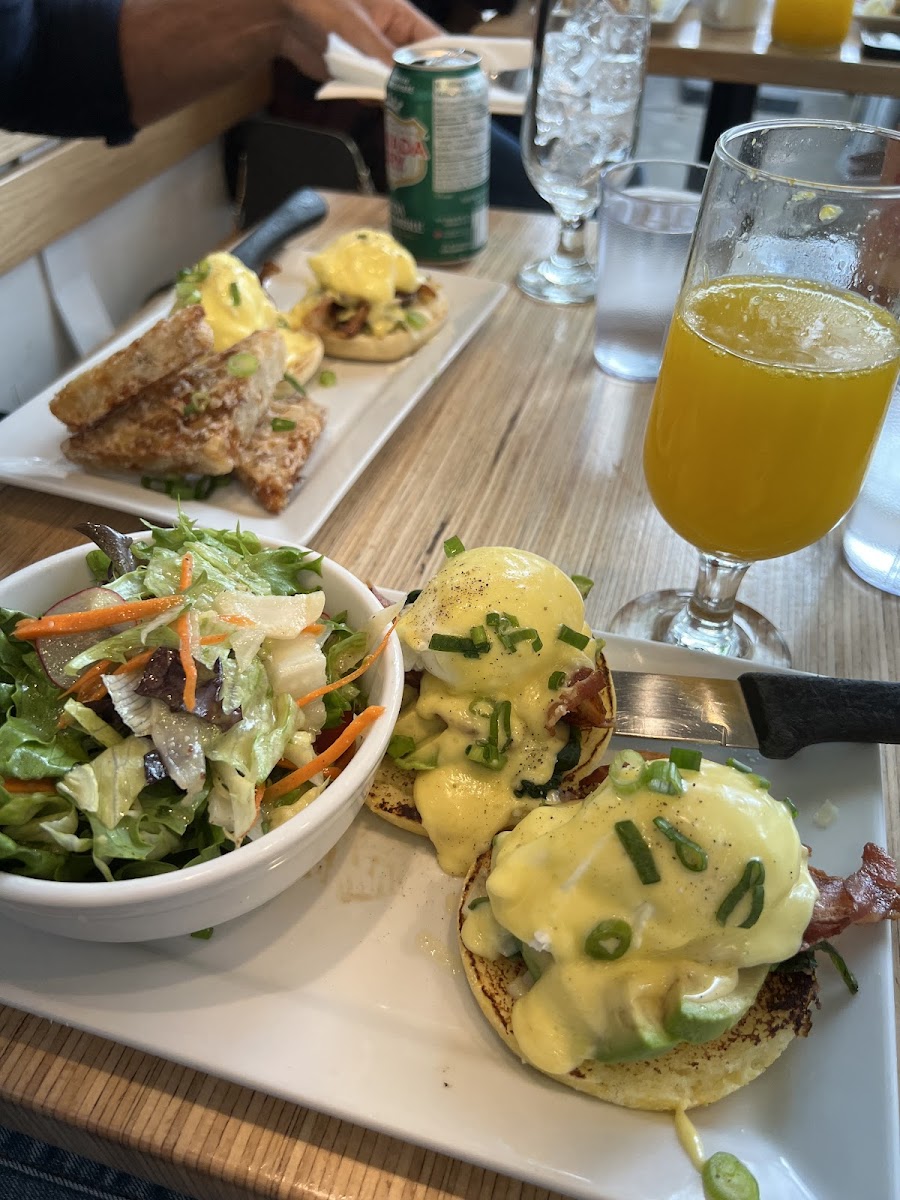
[611,119,900,665]
[770,0,854,51]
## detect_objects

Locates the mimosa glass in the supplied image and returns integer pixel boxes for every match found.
[610,119,900,666]
[770,0,853,51]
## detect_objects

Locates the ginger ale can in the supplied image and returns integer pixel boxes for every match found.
[385,47,490,264]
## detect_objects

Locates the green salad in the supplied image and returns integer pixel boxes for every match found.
[0,517,386,883]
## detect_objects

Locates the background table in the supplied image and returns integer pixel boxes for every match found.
[0,191,897,1200]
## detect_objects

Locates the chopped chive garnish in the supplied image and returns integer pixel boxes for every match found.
[507,627,539,646]
[726,757,753,774]
[570,574,594,599]
[609,749,647,795]
[468,696,495,718]
[716,859,765,927]
[653,816,708,872]
[191,928,214,940]
[584,918,632,961]
[227,351,259,377]
[557,624,590,651]
[318,369,337,387]
[668,747,702,771]
[817,940,859,994]
[229,281,241,306]
[702,1152,759,1200]
[444,536,465,557]
[470,625,490,654]
[407,310,428,329]
[614,820,661,885]
[271,417,296,432]
[746,773,771,790]
[468,895,491,910]
[465,740,507,771]
[645,759,687,796]
[428,633,477,655]
[387,734,416,760]
[548,670,566,689]
[781,796,799,818]
[283,372,307,395]
[490,699,512,751]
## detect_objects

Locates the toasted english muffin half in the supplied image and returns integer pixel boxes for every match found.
[311,287,448,364]
[458,848,818,1112]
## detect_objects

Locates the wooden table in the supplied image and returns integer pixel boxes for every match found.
[0,191,897,1200]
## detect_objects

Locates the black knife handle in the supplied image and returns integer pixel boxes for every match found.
[739,673,900,759]
[231,189,328,274]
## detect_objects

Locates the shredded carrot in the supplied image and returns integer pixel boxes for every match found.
[14,595,183,641]
[219,614,256,628]
[179,552,194,592]
[294,618,398,710]
[176,612,197,712]
[2,778,58,794]
[113,648,156,675]
[263,706,385,802]
[199,633,229,646]
[302,623,325,635]
[322,766,342,780]
[60,658,113,699]
[254,783,265,814]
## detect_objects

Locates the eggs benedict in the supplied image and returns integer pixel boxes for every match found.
[291,229,448,362]
[458,750,900,1111]
[174,252,324,384]
[366,543,616,875]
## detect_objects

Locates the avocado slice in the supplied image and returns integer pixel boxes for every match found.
[663,964,769,1045]
[591,1001,677,1064]
[521,944,553,981]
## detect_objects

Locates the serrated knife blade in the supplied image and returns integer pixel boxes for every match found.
[610,671,900,759]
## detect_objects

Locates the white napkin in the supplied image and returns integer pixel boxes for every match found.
[317,35,531,116]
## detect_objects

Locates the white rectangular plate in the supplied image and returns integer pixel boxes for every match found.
[855,2,900,31]
[0,246,506,545]
[0,629,896,1200]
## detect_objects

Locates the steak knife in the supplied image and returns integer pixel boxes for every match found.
[611,672,900,759]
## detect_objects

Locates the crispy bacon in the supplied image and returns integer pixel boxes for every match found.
[336,302,370,338]
[803,842,900,948]
[302,297,370,339]
[545,662,615,734]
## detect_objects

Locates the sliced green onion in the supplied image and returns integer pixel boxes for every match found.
[653,816,708,872]
[716,859,765,927]
[228,352,259,377]
[668,747,702,772]
[726,757,752,774]
[557,624,590,651]
[318,369,337,387]
[387,734,416,760]
[468,895,490,910]
[428,633,477,656]
[283,372,307,395]
[407,310,428,329]
[746,773,771,790]
[702,1152,759,1200]
[570,574,594,599]
[584,918,632,961]
[507,627,540,648]
[490,699,512,752]
[614,820,661,885]
[465,741,508,771]
[548,671,566,690]
[608,749,648,795]
[817,940,859,994]
[271,417,296,432]
[468,696,495,719]
[781,795,799,818]
[191,927,214,940]
[229,281,241,306]
[444,536,465,557]
[645,758,687,796]
[470,625,490,654]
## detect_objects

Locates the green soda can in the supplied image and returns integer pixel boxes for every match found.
[385,47,490,264]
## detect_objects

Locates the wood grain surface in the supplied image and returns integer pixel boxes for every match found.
[0,192,897,1200]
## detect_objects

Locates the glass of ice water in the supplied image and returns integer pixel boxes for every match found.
[518,0,651,305]
[594,158,707,382]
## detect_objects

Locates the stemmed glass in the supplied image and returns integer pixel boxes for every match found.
[610,119,900,666]
[517,0,650,305]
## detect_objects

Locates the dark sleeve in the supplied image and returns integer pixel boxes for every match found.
[0,0,135,144]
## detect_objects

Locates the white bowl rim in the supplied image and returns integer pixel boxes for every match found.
[0,531,403,907]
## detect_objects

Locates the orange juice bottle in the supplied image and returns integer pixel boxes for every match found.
[770,0,854,51]
[643,276,900,563]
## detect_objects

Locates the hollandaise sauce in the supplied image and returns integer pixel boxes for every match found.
[395,545,609,876]
[673,1113,760,1200]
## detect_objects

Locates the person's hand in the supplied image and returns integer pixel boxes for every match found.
[280,0,443,82]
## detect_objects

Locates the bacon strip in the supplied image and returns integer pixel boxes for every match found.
[545,662,615,734]
[803,842,900,948]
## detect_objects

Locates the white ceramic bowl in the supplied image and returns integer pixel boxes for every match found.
[0,534,404,942]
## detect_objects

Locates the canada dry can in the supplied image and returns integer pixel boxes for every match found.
[385,47,490,264]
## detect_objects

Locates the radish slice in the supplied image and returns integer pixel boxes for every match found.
[35,586,126,688]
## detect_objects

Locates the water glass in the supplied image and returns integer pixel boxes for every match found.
[594,159,706,382]
[843,383,900,595]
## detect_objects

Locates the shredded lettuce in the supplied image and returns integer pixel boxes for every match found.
[63,699,123,747]
[57,737,153,829]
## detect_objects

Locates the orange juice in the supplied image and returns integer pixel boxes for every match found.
[644,276,900,562]
[771,0,853,50]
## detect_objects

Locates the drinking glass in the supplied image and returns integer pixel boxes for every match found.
[517,0,650,305]
[609,119,900,666]
[770,0,853,51]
